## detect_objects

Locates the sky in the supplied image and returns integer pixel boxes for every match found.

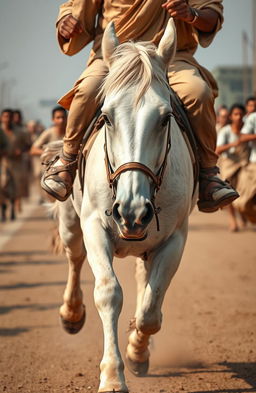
[0,0,254,125]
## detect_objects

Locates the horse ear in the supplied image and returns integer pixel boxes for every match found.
[156,18,177,68]
[102,21,120,67]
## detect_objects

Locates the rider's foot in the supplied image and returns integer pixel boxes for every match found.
[197,166,239,213]
[41,151,78,202]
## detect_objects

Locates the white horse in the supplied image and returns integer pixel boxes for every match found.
[55,18,197,393]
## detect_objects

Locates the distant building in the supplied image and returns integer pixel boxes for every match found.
[39,99,59,108]
[212,66,253,109]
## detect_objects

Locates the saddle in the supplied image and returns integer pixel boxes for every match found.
[78,88,199,196]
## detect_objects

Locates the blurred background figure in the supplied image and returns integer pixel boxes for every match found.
[26,120,41,144]
[0,126,12,221]
[30,106,67,203]
[216,105,229,133]
[244,96,256,120]
[0,109,30,220]
[13,110,26,132]
[216,104,249,232]
[25,120,43,201]
[13,109,32,201]
[30,107,67,157]
[234,111,256,223]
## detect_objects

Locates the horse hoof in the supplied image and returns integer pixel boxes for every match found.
[125,354,149,377]
[60,305,86,334]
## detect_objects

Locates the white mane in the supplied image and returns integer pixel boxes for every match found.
[99,41,169,105]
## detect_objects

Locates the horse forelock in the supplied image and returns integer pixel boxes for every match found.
[99,41,169,106]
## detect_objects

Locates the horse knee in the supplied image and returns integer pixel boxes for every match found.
[94,277,123,313]
[136,310,162,335]
[59,224,85,257]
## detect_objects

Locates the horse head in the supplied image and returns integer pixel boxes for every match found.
[101,19,177,240]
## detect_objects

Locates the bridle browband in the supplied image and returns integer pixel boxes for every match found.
[104,114,173,231]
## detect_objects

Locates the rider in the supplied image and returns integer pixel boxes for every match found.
[42,0,239,212]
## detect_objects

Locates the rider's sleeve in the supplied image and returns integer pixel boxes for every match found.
[56,0,102,56]
[189,0,224,48]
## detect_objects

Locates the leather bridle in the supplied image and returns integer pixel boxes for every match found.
[104,115,173,231]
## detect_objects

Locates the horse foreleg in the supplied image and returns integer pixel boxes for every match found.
[134,257,151,320]
[58,201,86,334]
[126,257,151,375]
[126,221,188,375]
[83,217,128,393]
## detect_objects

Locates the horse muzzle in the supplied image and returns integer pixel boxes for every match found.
[112,200,154,241]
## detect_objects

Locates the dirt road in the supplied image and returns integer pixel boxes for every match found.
[0,201,255,393]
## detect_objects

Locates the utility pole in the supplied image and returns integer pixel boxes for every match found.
[253,0,256,95]
[242,31,249,101]
[0,62,9,110]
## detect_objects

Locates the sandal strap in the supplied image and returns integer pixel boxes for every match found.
[42,155,60,167]
[200,174,232,187]
[43,156,78,182]
[60,149,78,163]
[200,166,220,176]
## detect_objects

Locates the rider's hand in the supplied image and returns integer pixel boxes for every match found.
[58,15,83,40]
[162,0,194,23]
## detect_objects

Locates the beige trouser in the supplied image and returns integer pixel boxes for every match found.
[63,58,218,167]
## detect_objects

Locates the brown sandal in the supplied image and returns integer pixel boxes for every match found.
[197,166,239,213]
[41,152,78,202]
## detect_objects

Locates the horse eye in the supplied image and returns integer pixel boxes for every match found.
[103,114,112,126]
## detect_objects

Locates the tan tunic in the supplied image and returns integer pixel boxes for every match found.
[56,0,223,166]
[57,0,223,55]
[57,0,223,107]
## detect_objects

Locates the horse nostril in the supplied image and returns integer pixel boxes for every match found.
[113,201,154,228]
[112,203,122,223]
[140,202,154,225]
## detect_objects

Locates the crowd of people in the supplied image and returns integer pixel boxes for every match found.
[0,96,256,229]
[0,107,67,221]
[216,96,256,231]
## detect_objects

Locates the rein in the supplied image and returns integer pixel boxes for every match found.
[104,115,172,231]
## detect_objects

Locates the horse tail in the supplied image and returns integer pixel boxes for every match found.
[51,225,65,255]
[46,201,65,255]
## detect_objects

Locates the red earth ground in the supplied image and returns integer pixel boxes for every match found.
[0,200,255,393]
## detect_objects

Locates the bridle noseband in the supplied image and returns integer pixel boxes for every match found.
[104,115,172,231]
